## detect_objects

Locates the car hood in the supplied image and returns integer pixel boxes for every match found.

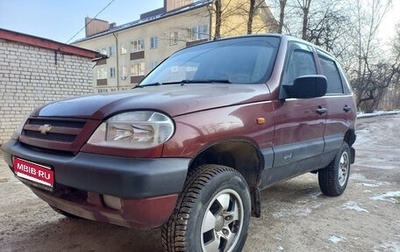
[33,84,271,120]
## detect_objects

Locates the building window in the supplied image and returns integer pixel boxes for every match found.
[131,39,145,52]
[169,31,178,45]
[150,36,158,49]
[120,43,127,54]
[110,67,116,78]
[121,65,128,80]
[131,62,145,76]
[190,25,209,40]
[109,46,115,56]
[97,88,109,93]
[96,67,107,79]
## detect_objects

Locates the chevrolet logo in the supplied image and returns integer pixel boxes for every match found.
[38,124,52,135]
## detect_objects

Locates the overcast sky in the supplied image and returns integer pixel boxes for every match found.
[0,0,398,45]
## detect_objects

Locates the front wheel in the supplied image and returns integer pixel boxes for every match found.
[162,164,251,252]
[318,142,351,196]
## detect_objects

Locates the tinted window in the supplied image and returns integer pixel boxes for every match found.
[140,36,280,85]
[282,43,317,85]
[319,55,344,94]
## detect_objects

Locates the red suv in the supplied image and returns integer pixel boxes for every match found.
[3,34,356,251]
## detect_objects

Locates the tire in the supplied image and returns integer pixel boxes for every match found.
[318,142,351,196]
[162,164,251,252]
[49,205,80,219]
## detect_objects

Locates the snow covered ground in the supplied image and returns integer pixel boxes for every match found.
[357,110,400,118]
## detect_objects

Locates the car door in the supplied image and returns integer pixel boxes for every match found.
[261,42,327,186]
[317,51,356,153]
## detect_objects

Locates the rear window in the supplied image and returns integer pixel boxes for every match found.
[318,55,344,94]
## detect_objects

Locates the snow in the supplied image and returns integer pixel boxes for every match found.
[357,110,400,118]
[371,191,400,204]
[342,201,369,213]
[354,112,400,171]
[373,241,400,252]
[328,235,346,244]
[360,182,389,188]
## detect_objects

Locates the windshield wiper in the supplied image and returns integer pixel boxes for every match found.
[136,82,162,88]
[137,79,231,88]
[163,79,231,85]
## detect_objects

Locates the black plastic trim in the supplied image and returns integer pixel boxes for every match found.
[272,138,324,167]
[2,139,189,198]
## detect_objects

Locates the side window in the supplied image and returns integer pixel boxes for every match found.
[318,55,344,94]
[282,43,318,85]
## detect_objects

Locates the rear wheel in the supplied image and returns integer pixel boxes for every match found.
[162,164,251,252]
[318,142,351,196]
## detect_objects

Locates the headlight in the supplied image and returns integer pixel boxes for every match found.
[87,111,174,149]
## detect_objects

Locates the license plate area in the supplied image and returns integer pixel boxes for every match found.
[13,157,55,190]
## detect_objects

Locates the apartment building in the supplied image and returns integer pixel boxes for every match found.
[73,0,276,93]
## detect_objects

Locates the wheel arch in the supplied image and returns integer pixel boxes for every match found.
[344,129,356,147]
[188,139,263,189]
[343,129,356,164]
[188,139,264,217]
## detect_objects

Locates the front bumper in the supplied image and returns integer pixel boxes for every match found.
[31,186,179,229]
[2,139,189,198]
[2,139,190,228]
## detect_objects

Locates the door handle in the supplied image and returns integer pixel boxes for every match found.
[343,105,352,112]
[316,106,327,115]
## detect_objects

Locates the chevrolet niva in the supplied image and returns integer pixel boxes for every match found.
[3,34,356,252]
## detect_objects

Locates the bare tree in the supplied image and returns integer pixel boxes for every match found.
[266,0,399,111]
[266,0,346,39]
[393,22,400,62]
[305,1,351,51]
[247,0,272,34]
[381,22,400,110]
[350,0,394,112]
[245,0,280,34]
[266,0,297,34]
[211,0,276,37]
[352,60,400,112]
[247,0,257,34]
[214,0,222,38]
[296,0,312,39]
[277,0,287,33]
[210,0,243,38]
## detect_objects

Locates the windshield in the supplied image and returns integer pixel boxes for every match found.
[140,36,280,86]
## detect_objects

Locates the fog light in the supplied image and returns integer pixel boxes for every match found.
[103,195,122,210]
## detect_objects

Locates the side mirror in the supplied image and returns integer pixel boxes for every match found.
[281,75,327,99]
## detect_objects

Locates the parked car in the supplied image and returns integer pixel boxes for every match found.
[2,34,356,252]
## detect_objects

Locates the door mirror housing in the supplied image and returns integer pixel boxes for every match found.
[281,75,327,99]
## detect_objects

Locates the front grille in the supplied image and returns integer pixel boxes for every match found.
[19,117,100,153]
[23,118,85,143]
[24,131,77,142]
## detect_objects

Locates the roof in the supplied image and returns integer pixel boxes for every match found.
[73,0,213,43]
[0,28,104,59]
